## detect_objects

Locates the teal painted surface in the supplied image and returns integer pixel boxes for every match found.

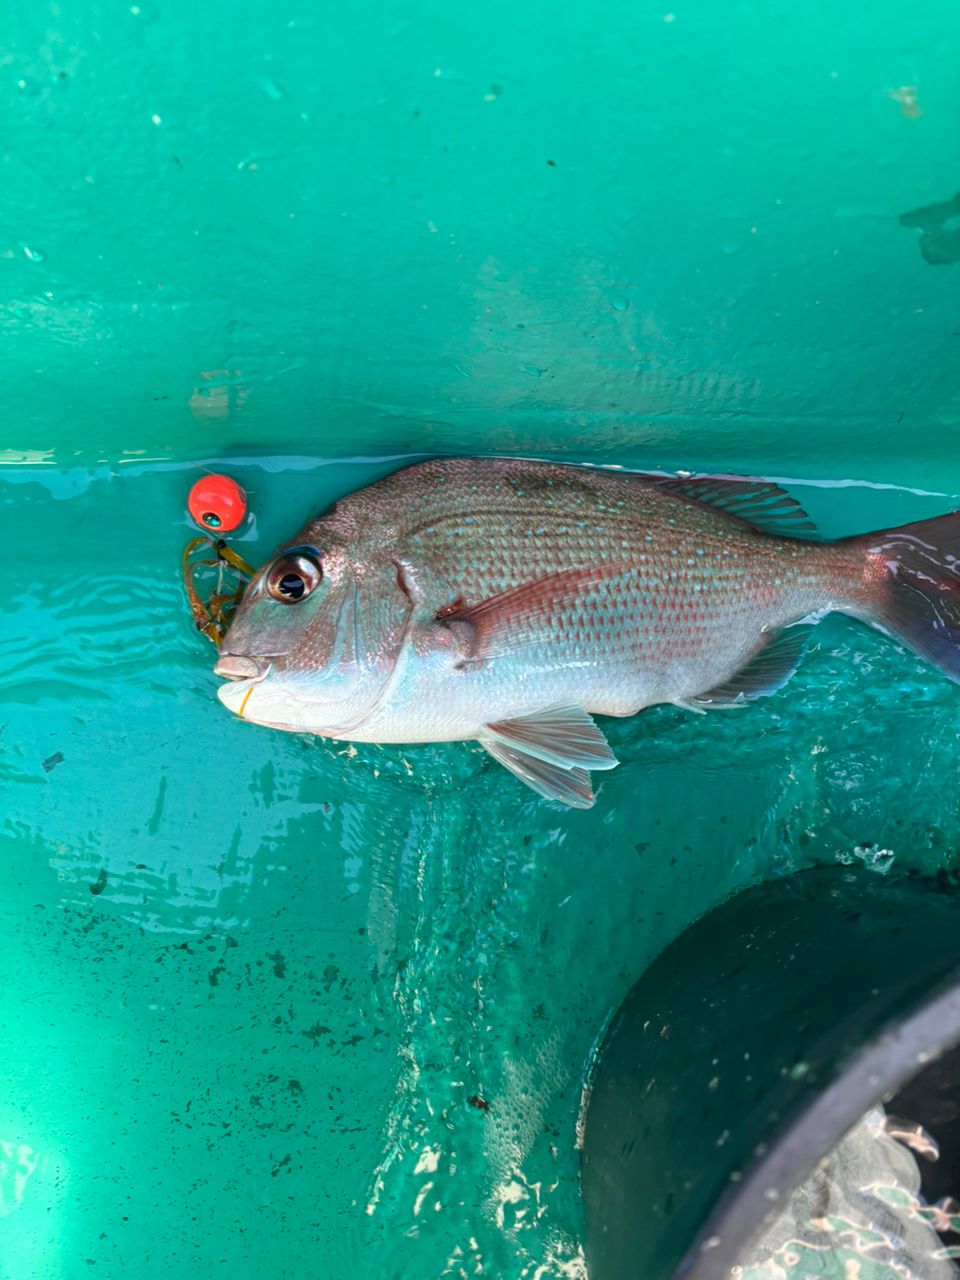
[3,1,960,1277]
[5,462,960,1279]
[3,0,960,479]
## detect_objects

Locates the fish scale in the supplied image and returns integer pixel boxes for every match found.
[215,458,960,807]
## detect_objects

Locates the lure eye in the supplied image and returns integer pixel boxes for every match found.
[266,553,323,604]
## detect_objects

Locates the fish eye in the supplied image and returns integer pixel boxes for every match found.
[266,552,323,604]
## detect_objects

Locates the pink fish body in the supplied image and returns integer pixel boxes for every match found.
[215,458,960,807]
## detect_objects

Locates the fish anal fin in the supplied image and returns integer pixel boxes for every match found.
[691,625,812,708]
[643,474,817,540]
[481,740,597,809]
[485,705,618,770]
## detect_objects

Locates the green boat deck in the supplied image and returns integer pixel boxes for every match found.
[2,0,959,1275]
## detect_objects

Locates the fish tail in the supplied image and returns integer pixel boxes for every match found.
[848,511,960,681]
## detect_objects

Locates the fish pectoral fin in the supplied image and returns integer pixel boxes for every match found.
[481,740,597,809]
[438,563,631,661]
[484,704,619,770]
[690,624,813,708]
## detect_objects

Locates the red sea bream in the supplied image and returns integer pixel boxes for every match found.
[214,458,960,807]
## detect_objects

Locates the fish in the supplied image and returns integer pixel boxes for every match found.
[214,457,960,808]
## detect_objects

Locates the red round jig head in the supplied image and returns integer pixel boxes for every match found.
[187,474,247,533]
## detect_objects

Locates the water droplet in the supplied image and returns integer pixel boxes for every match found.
[151,112,163,126]
[20,244,44,263]
[254,75,284,102]
[852,844,895,874]
[609,296,629,311]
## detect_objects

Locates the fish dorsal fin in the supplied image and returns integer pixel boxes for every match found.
[691,625,812,708]
[440,563,631,661]
[484,705,619,770]
[481,740,597,808]
[642,473,816,539]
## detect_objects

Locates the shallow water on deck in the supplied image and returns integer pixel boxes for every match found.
[2,456,960,1278]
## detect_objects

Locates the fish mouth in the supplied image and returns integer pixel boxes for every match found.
[214,653,271,682]
[215,655,273,721]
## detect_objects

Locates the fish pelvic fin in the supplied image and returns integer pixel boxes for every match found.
[480,705,619,807]
[481,741,597,808]
[850,511,960,682]
[690,624,813,708]
[485,705,618,769]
